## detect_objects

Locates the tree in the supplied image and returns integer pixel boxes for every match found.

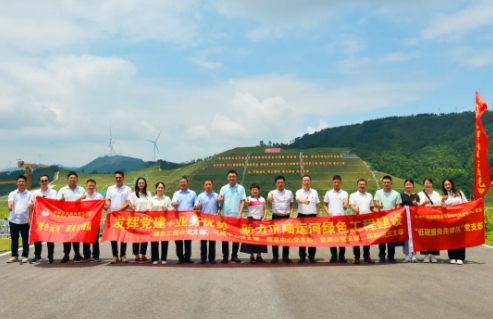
[268,140,272,146]
[259,140,265,147]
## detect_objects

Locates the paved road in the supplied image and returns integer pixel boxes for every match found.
[0,242,492,319]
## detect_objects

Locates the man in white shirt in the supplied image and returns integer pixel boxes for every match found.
[323,175,349,263]
[57,171,86,263]
[82,179,104,262]
[296,175,319,263]
[374,175,402,264]
[30,175,57,264]
[106,171,132,264]
[267,176,294,264]
[6,176,33,263]
[349,179,376,264]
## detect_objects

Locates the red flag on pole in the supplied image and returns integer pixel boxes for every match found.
[473,92,490,199]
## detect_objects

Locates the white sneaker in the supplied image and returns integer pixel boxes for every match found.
[411,255,418,263]
[450,259,456,264]
[431,255,438,263]
[404,255,411,263]
[6,257,18,263]
[423,254,430,263]
[21,257,29,263]
[456,259,463,265]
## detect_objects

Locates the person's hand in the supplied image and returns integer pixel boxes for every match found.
[424,199,430,205]
[267,194,273,203]
[217,195,224,203]
[304,197,310,205]
[441,195,448,202]
[245,197,250,205]
[80,194,87,200]
[172,201,179,208]
[412,199,418,206]
[60,194,66,201]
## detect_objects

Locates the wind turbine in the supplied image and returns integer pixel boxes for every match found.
[147,130,162,161]
[109,125,115,156]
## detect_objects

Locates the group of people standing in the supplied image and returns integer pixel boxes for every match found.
[6,170,469,265]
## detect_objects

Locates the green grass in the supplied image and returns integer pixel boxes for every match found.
[486,231,493,246]
[0,239,14,251]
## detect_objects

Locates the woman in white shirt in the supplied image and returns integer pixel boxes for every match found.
[129,177,152,263]
[239,183,268,264]
[417,178,442,263]
[147,182,173,265]
[441,178,468,265]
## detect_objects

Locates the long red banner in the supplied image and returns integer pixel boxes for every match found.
[409,199,485,251]
[102,209,408,247]
[30,198,104,244]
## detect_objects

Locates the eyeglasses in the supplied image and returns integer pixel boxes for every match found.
[40,180,49,182]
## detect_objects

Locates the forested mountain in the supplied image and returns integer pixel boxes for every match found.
[286,112,493,197]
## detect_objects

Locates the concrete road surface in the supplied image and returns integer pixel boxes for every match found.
[0,242,492,319]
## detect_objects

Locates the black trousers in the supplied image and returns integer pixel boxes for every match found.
[175,240,192,261]
[83,229,100,259]
[63,242,80,256]
[353,246,370,259]
[272,215,290,257]
[378,243,395,259]
[298,213,316,259]
[201,240,216,261]
[222,241,239,259]
[448,248,466,260]
[9,222,29,258]
[330,247,346,260]
[132,243,148,256]
[151,242,168,262]
[34,241,54,259]
[111,241,127,257]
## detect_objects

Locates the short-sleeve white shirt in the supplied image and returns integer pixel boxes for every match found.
[418,191,442,206]
[129,191,152,211]
[268,189,294,215]
[324,189,348,216]
[84,192,103,200]
[106,184,132,212]
[8,189,33,224]
[349,191,374,215]
[147,195,173,211]
[296,188,320,215]
[31,188,57,203]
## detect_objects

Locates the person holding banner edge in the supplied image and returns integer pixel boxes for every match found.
[441,178,468,265]
[218,170,246,264]
[129,177,151,263]
[172,176,197,264]
[323,175,348,263]
[30,174,57,264]
[106,171,132,264]
[148,182,173,265]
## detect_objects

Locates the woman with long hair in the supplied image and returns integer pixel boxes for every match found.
[441,178,468,265]
[129,177,151,263]
[417,178,442,263]
[147,182,173,265]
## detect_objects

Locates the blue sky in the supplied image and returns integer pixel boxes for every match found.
[0,0,492,168]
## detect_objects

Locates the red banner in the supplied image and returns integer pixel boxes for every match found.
[474,92,490,199]
[265,148,281,153]
[409,199,485,251]
[101,208,408,246]
[30,198,104,244]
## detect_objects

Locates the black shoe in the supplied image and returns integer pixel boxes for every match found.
[339,258,348,264]
[184,259,194,264]
[379,258,386,263]
[282,257,293,264]
[388,258,397,264]
[354,258,361,265]
[177,259,184,264]
[298,258,306,263]
[256,256,265,263]
[221,258,228,264]
[271,257,279,263]
[309,257,317,263]
[209,260,217,264]
[231,256,241,263]
[364,257,375,264]
[48,256,54,264]
[199,260,206,264]
[29,257,41,264]
[60,255,70,263]
[329,258,338,263]
[73,254,83,262]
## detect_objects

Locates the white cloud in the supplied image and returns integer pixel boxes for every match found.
[449,46,493,68]
[246,27,284,41]
[334,51,419,74]
[420,0,493,41]
[187,125,210,140]
[307,120,330,134]
[341,38,367,54]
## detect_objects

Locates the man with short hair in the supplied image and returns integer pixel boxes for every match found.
[267,175,294,264]
[194,179,220,264]
[30,175,57,264]
[296,175,319,263]
[218,170,246,263]
[374,176,402,263]
[172,176,197,264]
[82,179,104,262]
[349,179,376,264]
[106,171,132,264]
[6,176,33,263]
[324,175,349,263]
[57,171,86,263]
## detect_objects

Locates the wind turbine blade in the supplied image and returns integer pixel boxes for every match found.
[155,130,163,142]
